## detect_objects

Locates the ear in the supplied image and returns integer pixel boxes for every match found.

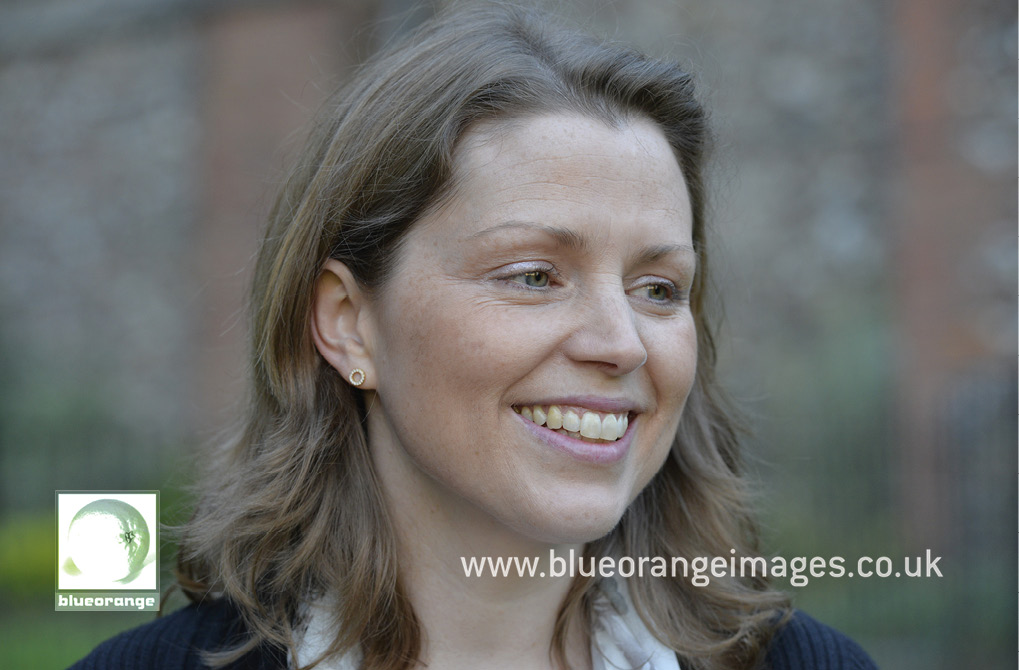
[310,259,377,389]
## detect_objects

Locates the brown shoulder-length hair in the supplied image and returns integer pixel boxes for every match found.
[176,3,789,669]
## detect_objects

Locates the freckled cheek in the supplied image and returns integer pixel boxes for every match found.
[378,301,463,395]
[637,326,696,484]
[647,320,699,410]
[372,289,550,490]
[378,289,549,406]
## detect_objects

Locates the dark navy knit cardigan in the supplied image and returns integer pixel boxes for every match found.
[68,599,877,669]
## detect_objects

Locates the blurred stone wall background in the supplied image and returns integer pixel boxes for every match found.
[0,0,1014,667]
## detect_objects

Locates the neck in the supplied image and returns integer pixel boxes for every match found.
[398,534,588,670]
[369,412,591,669]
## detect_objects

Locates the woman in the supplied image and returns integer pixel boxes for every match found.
[72,4,877,669]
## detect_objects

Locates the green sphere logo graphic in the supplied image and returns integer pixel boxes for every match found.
[66,498,150,581]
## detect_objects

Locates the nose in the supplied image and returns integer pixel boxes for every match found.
[561,281,647,375]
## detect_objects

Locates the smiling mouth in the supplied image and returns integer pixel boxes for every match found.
[512,405,631,443]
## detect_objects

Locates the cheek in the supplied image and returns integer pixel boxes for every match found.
[367,284,562,519]
[648,316,698,401]
[372,283,550,431]
[639,317,698,465]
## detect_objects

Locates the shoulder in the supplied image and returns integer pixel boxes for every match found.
[66,598,285,670]
[765,610,879,669]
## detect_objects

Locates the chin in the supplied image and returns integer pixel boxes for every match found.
[507,492,632,546]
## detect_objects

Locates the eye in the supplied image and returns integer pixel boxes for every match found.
[520,270,549,287]
[507,269,551,288]
[633,281,681,303]
[643,283,672,301]
[628,277,690,309]
[492,262,559,292]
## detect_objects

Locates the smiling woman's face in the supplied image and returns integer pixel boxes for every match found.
[362,114,698,545]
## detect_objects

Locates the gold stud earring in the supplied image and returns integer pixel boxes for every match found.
[348,368,366,387]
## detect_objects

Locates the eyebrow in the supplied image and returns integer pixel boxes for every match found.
[466,220,696,265]
[466,221,587,252]
[634,243,697,266]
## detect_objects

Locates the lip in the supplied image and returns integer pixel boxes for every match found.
[515,395,644,414]
[513,406,636,464]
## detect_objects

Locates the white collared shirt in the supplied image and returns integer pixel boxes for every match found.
[293,580,680,670]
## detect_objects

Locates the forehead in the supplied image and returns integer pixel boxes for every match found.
[412,113,693,247]
[464,114,685,197]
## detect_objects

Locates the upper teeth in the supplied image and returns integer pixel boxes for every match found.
[516,405,628,441]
